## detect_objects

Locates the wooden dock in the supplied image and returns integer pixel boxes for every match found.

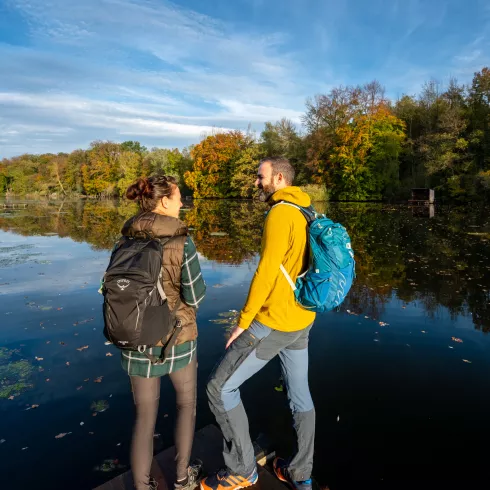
[94,425,288,490]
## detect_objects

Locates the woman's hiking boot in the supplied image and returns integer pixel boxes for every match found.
[175,460,203,490]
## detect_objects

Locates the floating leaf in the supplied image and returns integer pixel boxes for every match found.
[73,318,94,326]
[451,337,463,343]
[55,432,71,439]
[76,345,89,352]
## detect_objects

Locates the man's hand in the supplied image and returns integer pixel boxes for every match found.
[226,326,245,349]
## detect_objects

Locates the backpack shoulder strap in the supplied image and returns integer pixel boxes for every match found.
[271,201,315,291]
[271,201,317,224]
[157,236,184,315]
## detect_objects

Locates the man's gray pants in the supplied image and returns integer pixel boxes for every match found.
[206,320,315,482]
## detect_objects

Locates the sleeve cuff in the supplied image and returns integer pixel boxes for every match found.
[237,314,252,330]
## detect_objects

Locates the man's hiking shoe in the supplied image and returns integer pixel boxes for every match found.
[273,458,312,490]
[200,467,258,490]
[175,460,203,490]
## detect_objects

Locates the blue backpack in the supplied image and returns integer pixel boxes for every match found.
[275,202,355,313]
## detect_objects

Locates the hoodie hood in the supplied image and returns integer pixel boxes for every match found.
[268,186,311,208]
[121,211,187,239]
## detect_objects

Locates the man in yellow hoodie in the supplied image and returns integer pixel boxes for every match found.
[202,158,316,490]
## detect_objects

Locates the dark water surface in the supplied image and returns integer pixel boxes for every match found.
[1,200,490,490]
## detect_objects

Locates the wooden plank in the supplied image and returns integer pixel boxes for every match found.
[95,425,282,490]
[151,458,169,490]
[94,473,126,490]
[256,466,289,490]
[155,424,224,490]
[95,425,224,490]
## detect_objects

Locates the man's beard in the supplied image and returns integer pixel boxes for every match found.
[257,183,276,202]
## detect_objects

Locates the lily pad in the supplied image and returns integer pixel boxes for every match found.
[91,400,109,413]
[0,350,34,399]
[94,459,126,472]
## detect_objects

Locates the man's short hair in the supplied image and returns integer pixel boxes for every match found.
[260,157,295,186]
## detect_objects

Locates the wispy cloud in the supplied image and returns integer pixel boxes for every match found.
[1,0,315,155]
[0,0,489,156]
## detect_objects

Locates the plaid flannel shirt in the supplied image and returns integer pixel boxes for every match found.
[122,236,205,378]
[181,236,206,308]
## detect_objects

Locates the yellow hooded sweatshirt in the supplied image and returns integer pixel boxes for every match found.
[238,186,316,332]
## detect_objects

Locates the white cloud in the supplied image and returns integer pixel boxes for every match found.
[2,0,489,156]
[1,0,317,155]
[455,50,483,64]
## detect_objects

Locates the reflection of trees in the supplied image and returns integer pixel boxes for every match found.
[185,200,267,264]
[1,200,490,332]
[0,200,138,250]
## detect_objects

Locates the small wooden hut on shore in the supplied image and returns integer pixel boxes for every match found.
[408,188,435,206]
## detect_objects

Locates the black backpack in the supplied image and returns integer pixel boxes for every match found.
[101,235,182,363]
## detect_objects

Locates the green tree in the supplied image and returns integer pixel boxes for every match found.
[120,141,148,155]
[468,68,490,171]
[82,141,121,197]
[260,118,310,184]
[66,150,87,193]
[229,144,262,198]
[117,150,142,196]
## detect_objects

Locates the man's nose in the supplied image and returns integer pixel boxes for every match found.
[255,178,260,187]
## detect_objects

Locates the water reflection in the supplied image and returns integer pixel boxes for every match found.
[1,200,489,331]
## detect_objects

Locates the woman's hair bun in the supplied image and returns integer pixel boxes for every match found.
[126,178,153,201]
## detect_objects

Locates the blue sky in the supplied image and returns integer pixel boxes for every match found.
[0,0,489,157]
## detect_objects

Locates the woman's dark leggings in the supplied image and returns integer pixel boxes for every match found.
[130,357,197,489]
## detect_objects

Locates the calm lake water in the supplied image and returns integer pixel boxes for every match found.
[1,199,490,490]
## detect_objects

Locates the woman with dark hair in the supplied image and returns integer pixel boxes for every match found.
[121,175,206,490]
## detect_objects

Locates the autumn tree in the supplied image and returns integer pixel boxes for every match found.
[304,83,405,199]
[82,141,121,196]
[185,131,257,198]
